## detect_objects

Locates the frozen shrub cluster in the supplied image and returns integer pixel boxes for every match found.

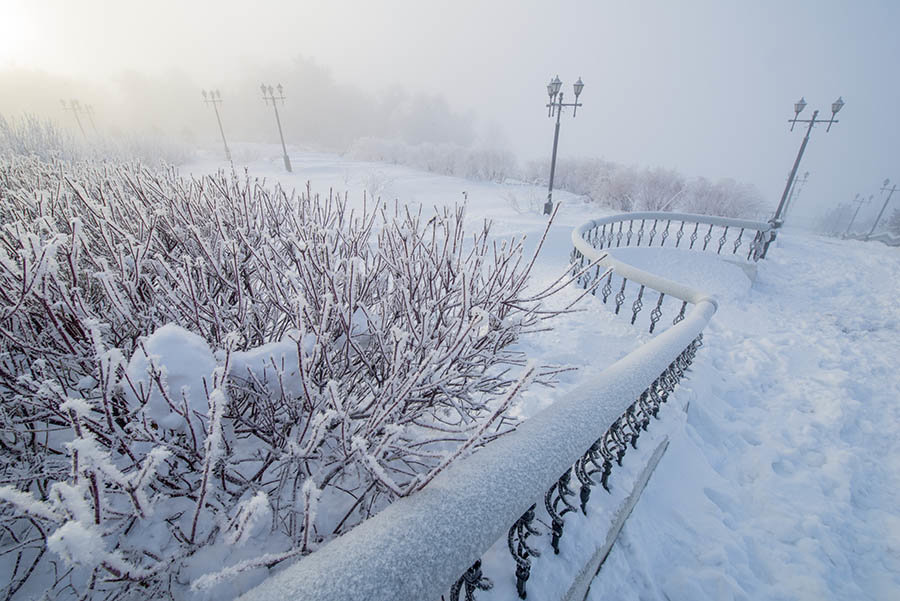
[0,154,594,600]
[0,113,192,166]
[888,208,900,236]
[0,114,81,162]
[525,157,767,218]
[346,137,517,183]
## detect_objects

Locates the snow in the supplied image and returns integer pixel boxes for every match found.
[46,521,105,568]
[124,323,217,430]
[243,149,900,600]
[6,142,898,601]
[185,147,898,601]
[587,232,900,600]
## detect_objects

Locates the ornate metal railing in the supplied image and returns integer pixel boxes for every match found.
[238,212,771,601]
[579,211,773,260]
[571,212,773,334]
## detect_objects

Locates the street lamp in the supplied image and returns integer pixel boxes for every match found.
[260,83,292,172]
[763,96,844,257]
[84,105,98,134]
[844,193,872,236]
[783,171,809,219]
[60,99,87,138]
[543,75,584,215]
[867,178,898,239]
[202,89,231,161]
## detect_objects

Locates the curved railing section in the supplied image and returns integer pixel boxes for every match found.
[571,212,772,334]
[238,212,773,601]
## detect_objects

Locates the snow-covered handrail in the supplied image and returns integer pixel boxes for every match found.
[578,211,773,264]
[238,212,747,601]
[570,212,770,333]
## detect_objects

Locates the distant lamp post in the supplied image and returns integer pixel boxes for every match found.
[260,83,292,172]
[763,96,844,257]
[84,105,98,134]
[543,75,584,215]
[783,170,809,219]
[202,89,231,161]
[844,193,872,236]
[60,99,87,138]
[867,178,898,239]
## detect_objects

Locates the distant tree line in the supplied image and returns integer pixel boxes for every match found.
[523,157,767,219]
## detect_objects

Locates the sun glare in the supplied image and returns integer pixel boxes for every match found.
[0,8,35,66]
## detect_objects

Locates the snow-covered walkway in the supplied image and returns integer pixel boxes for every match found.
[589,232,900,601]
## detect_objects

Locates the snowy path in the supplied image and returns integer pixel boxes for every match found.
[588,233,900,601]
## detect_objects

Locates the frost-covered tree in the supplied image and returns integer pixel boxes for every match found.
[887,207,900,236]
[346,137,516,183]
[681,177,766,219]
[525,157,764,218]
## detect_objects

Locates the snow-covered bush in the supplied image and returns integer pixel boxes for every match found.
[0,113,80,161]
[679,176,766,218]
[346,137,517,183]
[526,157,766,218]
[0,154,592,600]
[0,113,192,166]
[887,208,900,236]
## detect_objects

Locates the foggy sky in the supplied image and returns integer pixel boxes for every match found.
[2,0,899,224]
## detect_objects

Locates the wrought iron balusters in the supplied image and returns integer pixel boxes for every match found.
[649,292,665,333]
[702,224,714,251]
[615,278,628,314]
[717,226,729,254]
[631,284,645,324]
[733,228,744,255]
[508,505,540,599]
[450,561,493,601]
[689,222,700,249]
[545,471,578,555]
[601,271,613,303]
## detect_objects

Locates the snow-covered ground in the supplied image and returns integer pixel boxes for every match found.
[189,148,900,601]
[588,232,900,601]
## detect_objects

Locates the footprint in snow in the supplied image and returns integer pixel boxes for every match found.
[771,458,794,476]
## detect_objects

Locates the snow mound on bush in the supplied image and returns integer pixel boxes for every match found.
[125,324,216,430]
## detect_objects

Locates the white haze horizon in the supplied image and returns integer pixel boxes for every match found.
[1,0,899,226]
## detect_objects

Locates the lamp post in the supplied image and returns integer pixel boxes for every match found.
[260,83,292,172]
[60,99,87,138]
[543,75,584,215]
[844,193,872,236]
[783,170,809,219]
[202,89,231,161]
[867,178,898,239]
[84,105,98,134]
[762,96,844,257]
